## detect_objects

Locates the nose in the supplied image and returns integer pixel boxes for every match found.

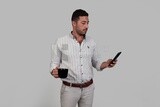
[85,23,89,29]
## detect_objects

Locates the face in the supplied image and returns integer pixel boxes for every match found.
[73,16,89,36]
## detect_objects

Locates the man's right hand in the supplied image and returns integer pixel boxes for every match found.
[51,67,59,78]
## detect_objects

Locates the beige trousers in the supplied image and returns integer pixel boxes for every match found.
[60,83,95,107]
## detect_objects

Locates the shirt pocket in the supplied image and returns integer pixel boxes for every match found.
[82,45,93,59]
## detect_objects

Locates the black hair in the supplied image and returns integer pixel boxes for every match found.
[71,9,88,21]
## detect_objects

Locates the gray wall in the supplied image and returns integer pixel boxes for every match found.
[0,0,160,107]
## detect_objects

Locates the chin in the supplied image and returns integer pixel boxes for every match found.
[83,31,87,35]
[78,31,87,36]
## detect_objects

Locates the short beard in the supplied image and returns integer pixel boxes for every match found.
[76,29,86,38]
[77,33,86,38]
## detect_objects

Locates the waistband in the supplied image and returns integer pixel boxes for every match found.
[63,79,93,88]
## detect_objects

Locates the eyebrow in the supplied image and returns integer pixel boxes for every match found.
[81,21,89,23]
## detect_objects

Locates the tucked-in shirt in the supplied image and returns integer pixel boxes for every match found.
[50,33,103,83]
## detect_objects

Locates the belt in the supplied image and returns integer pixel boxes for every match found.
[63,79,93,88]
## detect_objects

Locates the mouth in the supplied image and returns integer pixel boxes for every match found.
[83,29,88,32]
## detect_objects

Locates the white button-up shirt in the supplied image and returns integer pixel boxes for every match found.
[50,33,102,83]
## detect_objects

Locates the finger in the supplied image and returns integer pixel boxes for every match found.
[109,64,113,67]
[53,74,59,78]
[54,76,59,78]
[52,73,58,76]
[111,61,116,64]
[51,71,58,76]
[113,60,117,63]
[53,69,58,74]
[109,63,116,67]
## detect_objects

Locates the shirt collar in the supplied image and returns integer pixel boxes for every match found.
[69,31,86,40]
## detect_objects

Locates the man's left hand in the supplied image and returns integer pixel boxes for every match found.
[108,59,117,68]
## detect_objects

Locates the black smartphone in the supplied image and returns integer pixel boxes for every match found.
[109,52,122,65]
[112,52,122,61]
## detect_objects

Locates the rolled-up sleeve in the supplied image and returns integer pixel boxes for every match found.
[50,39,62,73]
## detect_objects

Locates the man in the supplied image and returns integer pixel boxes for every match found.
[50,9,117,107]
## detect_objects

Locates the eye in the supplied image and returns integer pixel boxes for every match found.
[82,22,85,25]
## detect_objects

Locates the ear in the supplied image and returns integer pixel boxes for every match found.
[72,21,76,27]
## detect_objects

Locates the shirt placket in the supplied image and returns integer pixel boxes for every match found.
[75,40,83,83]
[79,41,85,83]
[74,38,85,83]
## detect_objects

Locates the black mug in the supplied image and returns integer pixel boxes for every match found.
[58,68,68,78]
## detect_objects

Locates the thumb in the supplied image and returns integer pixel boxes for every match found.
[108,59,113,63]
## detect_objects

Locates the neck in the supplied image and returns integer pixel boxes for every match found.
[71,31,84,44]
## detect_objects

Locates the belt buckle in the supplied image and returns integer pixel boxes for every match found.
[70,83,72,87]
